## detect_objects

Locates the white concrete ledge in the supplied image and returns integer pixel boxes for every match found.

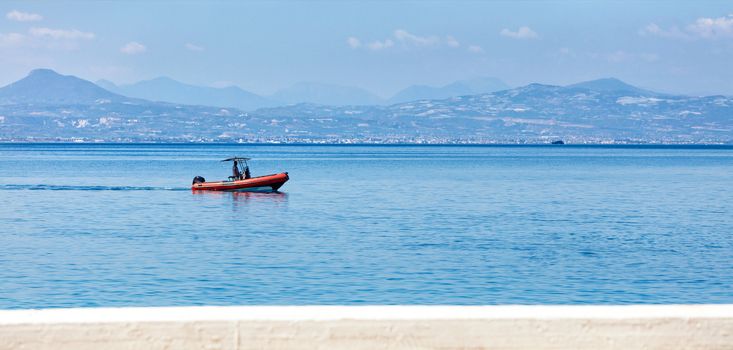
[1,305,732,349]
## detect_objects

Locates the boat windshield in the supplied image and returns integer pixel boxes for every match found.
[223,157,251,180]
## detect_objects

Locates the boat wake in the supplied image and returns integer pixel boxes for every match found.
[0,184,190,191]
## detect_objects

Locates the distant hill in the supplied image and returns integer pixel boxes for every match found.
[1,71,731,143]
[0,69,128,104]
[250,79,733,143]
[94,79,121,91]
[389,77,510,104]
[92,76,510,108]
[100,78,386,108]
[97,77,274,111]
[271,82,383,106]
[566,78,654,94]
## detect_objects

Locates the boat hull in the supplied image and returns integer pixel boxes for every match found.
[191,172,289,192]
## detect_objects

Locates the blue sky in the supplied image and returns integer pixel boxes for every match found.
[0,1,732,97]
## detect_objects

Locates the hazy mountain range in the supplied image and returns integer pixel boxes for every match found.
[388,77,510,104]
[0,69,731,143]
[96,76,511,110]
[96,77,275,111]
[270,82,383,106]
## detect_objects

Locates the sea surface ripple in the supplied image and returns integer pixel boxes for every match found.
[1,144,732,308]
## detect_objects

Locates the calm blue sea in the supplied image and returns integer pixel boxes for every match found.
[1,144,732,309]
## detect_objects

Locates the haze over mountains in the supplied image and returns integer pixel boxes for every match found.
[97,75,512,109]
[1,69,731,143]
[566,78,655,95]
[97,77,275,111]
[388,77,510,104]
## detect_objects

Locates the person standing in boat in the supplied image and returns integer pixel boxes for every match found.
[232,160,242,180]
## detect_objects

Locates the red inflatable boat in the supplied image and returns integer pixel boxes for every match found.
[191,157,289,192]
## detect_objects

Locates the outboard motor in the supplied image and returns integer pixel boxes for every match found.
[192,176,206,185]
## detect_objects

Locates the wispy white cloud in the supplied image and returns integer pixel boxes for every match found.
[394,29,442,47]
[588,50,661,63]
[551,47,582,60]
[0,27,95,50]
[641,14,733,39]
[367,39,394,51]
[348,29,461,51]
[500,26,538,39]
[467,45,484,53]
[687,14,733,38]
[639,23,688,39]
[6,10,42,22]
[120,41,146,55]
[445,35,460,48]
[29,27,95,40]
[185,43,204,51]
[346,36,361,49]
[0,32,26,47]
